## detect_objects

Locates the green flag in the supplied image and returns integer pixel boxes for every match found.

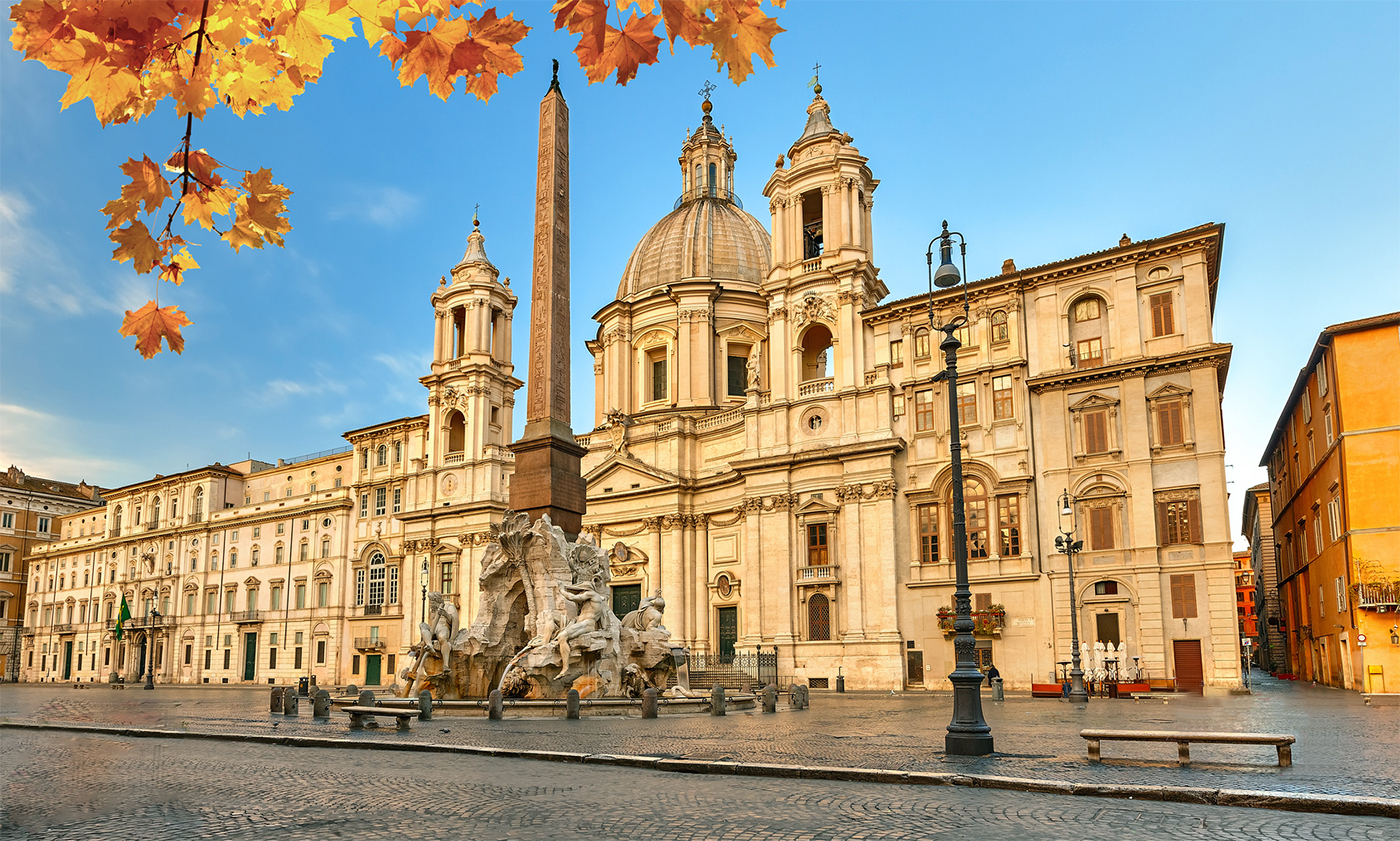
[114,595,132,641]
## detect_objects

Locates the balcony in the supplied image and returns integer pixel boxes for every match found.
[937,607,1006,636]
[20,626,35,636]
[1355,582,1399,612]
[232,610,262,624]
[796,564,839,586]
[109,529,121,538]
[353,637,385,650]
[443,452,465,466]
[362,604,383,615]
[798,378,835,398]
[52,624,74,633]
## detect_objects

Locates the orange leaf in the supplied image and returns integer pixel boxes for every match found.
[118,155,172,215]
[222,218,265,253]
[101,194,141,232]
[554,0,609,67]
[239,167,293,244]
[580,11,662,86]
[158,247,199,285]
[702,0,783,84]
[110,220,162,274]
[659,0,707,50]
[387,17,470,99]
[458,9,528,101]
[119,300,192,359]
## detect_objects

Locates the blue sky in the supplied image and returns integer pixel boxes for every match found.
[2,2,1397,548]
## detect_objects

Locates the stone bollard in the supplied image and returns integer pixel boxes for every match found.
[741,681,752,696]
[762,683,777,713]
[282,686,299,715]
[312,689,331,719]
[992,677,1004,702]
[710,684,726,716]
[488,689,504,720]
[789,683,808,710]
[345,684,358,698]
[418,690,433,721]
[641,687,658,719]
[566,688,580,720]
[270,686,284,713]
[358,689,376,707]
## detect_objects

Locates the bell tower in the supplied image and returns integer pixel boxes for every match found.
[761,82,886,403]
[421,214,522,502]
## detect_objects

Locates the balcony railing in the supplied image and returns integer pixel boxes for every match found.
[672,185,743,211]
[353,637,385,650]
[362,604,383,615]
[20,626,36,636]
[232,610,262,624]
[1356,582,1399,610]
[796,564,839,585]
[109,529,121,538]
[798,378,835,398]
[937,609,1006,636]
[52,624,74,633]
[443,452,465,466]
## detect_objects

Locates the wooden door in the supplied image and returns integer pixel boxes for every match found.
[906,649,925,685]
[1172,639,1204,694]
[1095,613,1121,647]
[717,606,738,662]
[611,584,641,618]
[243,632,257,681]
[366,654,382,686]
[62,641,73,680]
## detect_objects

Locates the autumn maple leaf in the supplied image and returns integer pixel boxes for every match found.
[119,300,193,359]
[703,0,783,84]
[158,246,200,285]
[581,11,662,85]
[110,220,162,274]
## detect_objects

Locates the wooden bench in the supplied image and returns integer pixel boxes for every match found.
[342,705,415,732]
[1081,729,1295,767]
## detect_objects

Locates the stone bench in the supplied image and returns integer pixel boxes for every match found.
[1081,729,1295,767]
[342,705,415,733]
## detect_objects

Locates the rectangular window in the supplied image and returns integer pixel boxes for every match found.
[276,522,284,535]
[1324,408,1334,446]
[269,647,277,670]
[1302,392,1311,423]
[1157,399,1184,447]
[374,487,386,517]
[992,375,1013,420]
[38,516,51,532]
[890,339,903,367]
[892,394,905,419]
[1,512,13,528]
[1336,576,1346,613]
[806,523,829,566]
[352,655,360,675]
[997,495,1020,556]
[294,647,303,670]
[252,527,261,539]
[275,545,284,565]
[321,538,330,559]
[356,569,365,606]
[295,584,306,609]
[270,586,281,611]
[359,494,368,518]
[1158,498,1201,545]
[204,649,211,669]
[651,353,668,402]
[316,640,326,664]
[1327,496,1342,542]
[318,582,329,607]
[441,562,455,595]
[1150,291,1175,337]
[915,389,935,431]
[1170,574,1198,618]
[184,644,192,665]
[1089,506,1115,551]
[1084,410,1109,454]
[206,592,217,614]
[0,551,10,572]
[393,488,402,514]
[917,505,938,564]
[727,355,747,397]
[388,565,399,604]
[223,649,231,669]
[1076,338,1104,368]
[299,542,308,562]
[956,381,976,426]
[1317,357,1328,397]
[1314,514,1324,554]
[186,593,195,615]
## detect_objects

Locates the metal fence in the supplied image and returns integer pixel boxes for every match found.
[687,648,778,687]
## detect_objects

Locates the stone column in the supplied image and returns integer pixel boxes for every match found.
[842,494,866,638]
[508,68,586,537]
[667,518,685,643]
[695,516,710,651]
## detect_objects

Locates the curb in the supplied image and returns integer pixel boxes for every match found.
[3,721,1395,820]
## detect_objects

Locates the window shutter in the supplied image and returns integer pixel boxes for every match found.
[1156,501,1168,545]
[1085,411,1107,454]
[1090,507,1113,550]
[1187,499,1202,543]
[974,593,992,612]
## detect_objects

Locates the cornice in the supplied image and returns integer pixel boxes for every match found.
[1026,344,1232,394]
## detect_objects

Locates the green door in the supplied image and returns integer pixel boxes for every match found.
[611,584,642,618]
[62,641,73,680]
[717,606,738,663]
[365,654,382,686]
[243,632,257,681]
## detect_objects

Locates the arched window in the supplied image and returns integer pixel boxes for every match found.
[229,549,237,568]
[150,496,160,528]
[1070,295,1106,368]
[708,162,717,197]
[800,325,834,382]
[113,505,123,534]
[914,328,931,359]
[192,487,204,522]
[368,552,386,606]
[447,411,466,454]
[956,477,990,560]
[808,593,831,641]
[991,310,1009,344]
[394,441,402,463]
[376,445,387,466]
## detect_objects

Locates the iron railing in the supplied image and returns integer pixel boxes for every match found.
[1355,581,1399,610]
[673,186,743,211]
[353,637,385,650]
[232,610,262,623]
[687,648,778,688]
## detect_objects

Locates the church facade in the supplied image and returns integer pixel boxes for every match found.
[19,86,1241,694]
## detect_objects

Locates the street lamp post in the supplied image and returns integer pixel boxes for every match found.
[420,558,429,626]
[1054,490,1088,703]
[144,609,161,690]
[928,220,993,756]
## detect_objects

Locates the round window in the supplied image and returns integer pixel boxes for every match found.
[322,517,332,528]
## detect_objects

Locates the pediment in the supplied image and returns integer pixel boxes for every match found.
[796,496,840,515]
[1069,392,1119,411]
[716,322,766,342]
[585,455,678,490]
[243,576,261,586]
[1147,383,1191,400]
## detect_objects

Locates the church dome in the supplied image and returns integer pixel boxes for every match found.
[617,196,771,299]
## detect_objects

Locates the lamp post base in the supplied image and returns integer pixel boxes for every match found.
[946,731,995,756]
[945,669,994,756]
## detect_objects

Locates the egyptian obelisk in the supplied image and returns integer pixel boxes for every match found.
[509,60,586,537]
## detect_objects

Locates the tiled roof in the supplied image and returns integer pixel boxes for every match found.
[0,465,104,504]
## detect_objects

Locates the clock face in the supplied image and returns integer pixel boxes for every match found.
[441,474,457,496]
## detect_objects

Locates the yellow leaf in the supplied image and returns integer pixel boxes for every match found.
[110,220,162,274]
[580,11,662,86]
[118,155,172,215]
[702,0,783,85]
[119,300,193,359]
[159,247,200,285]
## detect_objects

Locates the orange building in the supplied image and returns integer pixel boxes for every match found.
[1260,312,1400,693]
[1234,550,1258,646]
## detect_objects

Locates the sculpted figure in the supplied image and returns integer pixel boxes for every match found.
[421,592,460,676]
[558,582,606,671]
[747,346,761,389]
[622,588,666,632]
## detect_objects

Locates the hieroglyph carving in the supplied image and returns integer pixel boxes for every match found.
[526,88,571,425]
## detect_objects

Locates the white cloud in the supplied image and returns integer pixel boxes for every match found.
[0,403,133,486]
[327,186,420,228]
[374,350,431,379]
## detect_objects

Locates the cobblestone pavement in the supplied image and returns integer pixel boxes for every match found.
[3,672,1396,800]
[2,728,1395,841]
